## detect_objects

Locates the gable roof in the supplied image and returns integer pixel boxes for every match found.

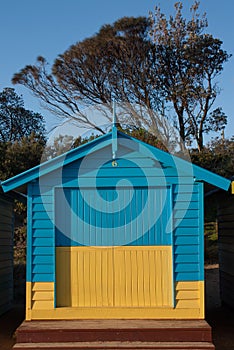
[1,130,231,193]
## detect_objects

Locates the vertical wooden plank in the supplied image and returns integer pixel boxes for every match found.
[71,189,77,245]
[149,188,156,245]
[76,249,82,306]
[83,249,90,306]
[95,248,102,306]
[71,249,78,307]
[137,250,145,306]
[114,248,120,306]
[155,250,162,306]
[131,249,139,307]
[92,191,98,246]
[125,250,132,306]
[143,188,149,246]
[135,188,143,246]
[102,248,107,305]
[77,189,84,245]
[162,249,168,306]
[143,250,150,306]
[83,190,90,245]
[149,249,156,306]
[115,249,125,306]
[106,248,113,307]
[120,249,126,307]
[88,249,95,307]
[108,248,114,306]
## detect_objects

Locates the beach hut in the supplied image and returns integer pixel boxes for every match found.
[0,188,14,315]
[217,181,234,308]
[0,188,26,316]
[1,129,231,325]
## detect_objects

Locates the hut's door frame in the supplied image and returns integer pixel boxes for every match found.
[55,185,174,316]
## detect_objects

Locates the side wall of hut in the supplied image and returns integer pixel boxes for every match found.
[218,193,234,308]
[0,193,14,315]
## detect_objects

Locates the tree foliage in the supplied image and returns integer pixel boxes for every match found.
[0,88,46,142]
[42,134,75,161]
[12,17,159,133]
[12,2,230,150]
[0,133,46,180]
[190,137,234,178]
[149,1,230,150]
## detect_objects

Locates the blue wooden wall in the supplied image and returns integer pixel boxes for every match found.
[27,144,204,286]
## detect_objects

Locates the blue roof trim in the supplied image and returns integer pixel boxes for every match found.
[1,130,231,192]
[2,132,112,192]
[118,131,231,191]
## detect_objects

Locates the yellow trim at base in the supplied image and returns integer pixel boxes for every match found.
[26,282,54,321]
[26,282,32,321]
[232,181,234,194]
[28,306,203,320]
[26,281,204,320]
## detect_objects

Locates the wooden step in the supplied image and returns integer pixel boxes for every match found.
[16,320,213,343]
[13,341,215,350]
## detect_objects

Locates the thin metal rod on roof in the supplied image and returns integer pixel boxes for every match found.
[112,100,118,161]
[112,100,116,128]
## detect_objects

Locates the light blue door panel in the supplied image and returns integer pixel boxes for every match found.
[55,186,172,247]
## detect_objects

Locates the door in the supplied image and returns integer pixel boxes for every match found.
[55,186,173,311]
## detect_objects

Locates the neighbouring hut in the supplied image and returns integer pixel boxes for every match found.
[0,188,14,315]
[216,181,234,308]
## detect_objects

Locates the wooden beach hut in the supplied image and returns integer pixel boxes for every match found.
[0,188,26,316]
[0,188,14,315]
[217,181,234,308]
[2,129,231,349]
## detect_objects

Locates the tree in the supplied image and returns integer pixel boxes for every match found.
[150,1,230,150]
[0,133,46,180]
[190,136,234,178]
[42,134,75,161]
[0,88,46,142]
[12,2,230,150]
[12,17,163,134]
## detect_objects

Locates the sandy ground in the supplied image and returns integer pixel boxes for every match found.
[0,265,234,350]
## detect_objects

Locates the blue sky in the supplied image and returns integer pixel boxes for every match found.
[0,0,234,141]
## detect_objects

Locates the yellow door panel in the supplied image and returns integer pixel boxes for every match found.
[56,246,173,310]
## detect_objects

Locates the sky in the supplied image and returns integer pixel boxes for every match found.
[0,0,234,142]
